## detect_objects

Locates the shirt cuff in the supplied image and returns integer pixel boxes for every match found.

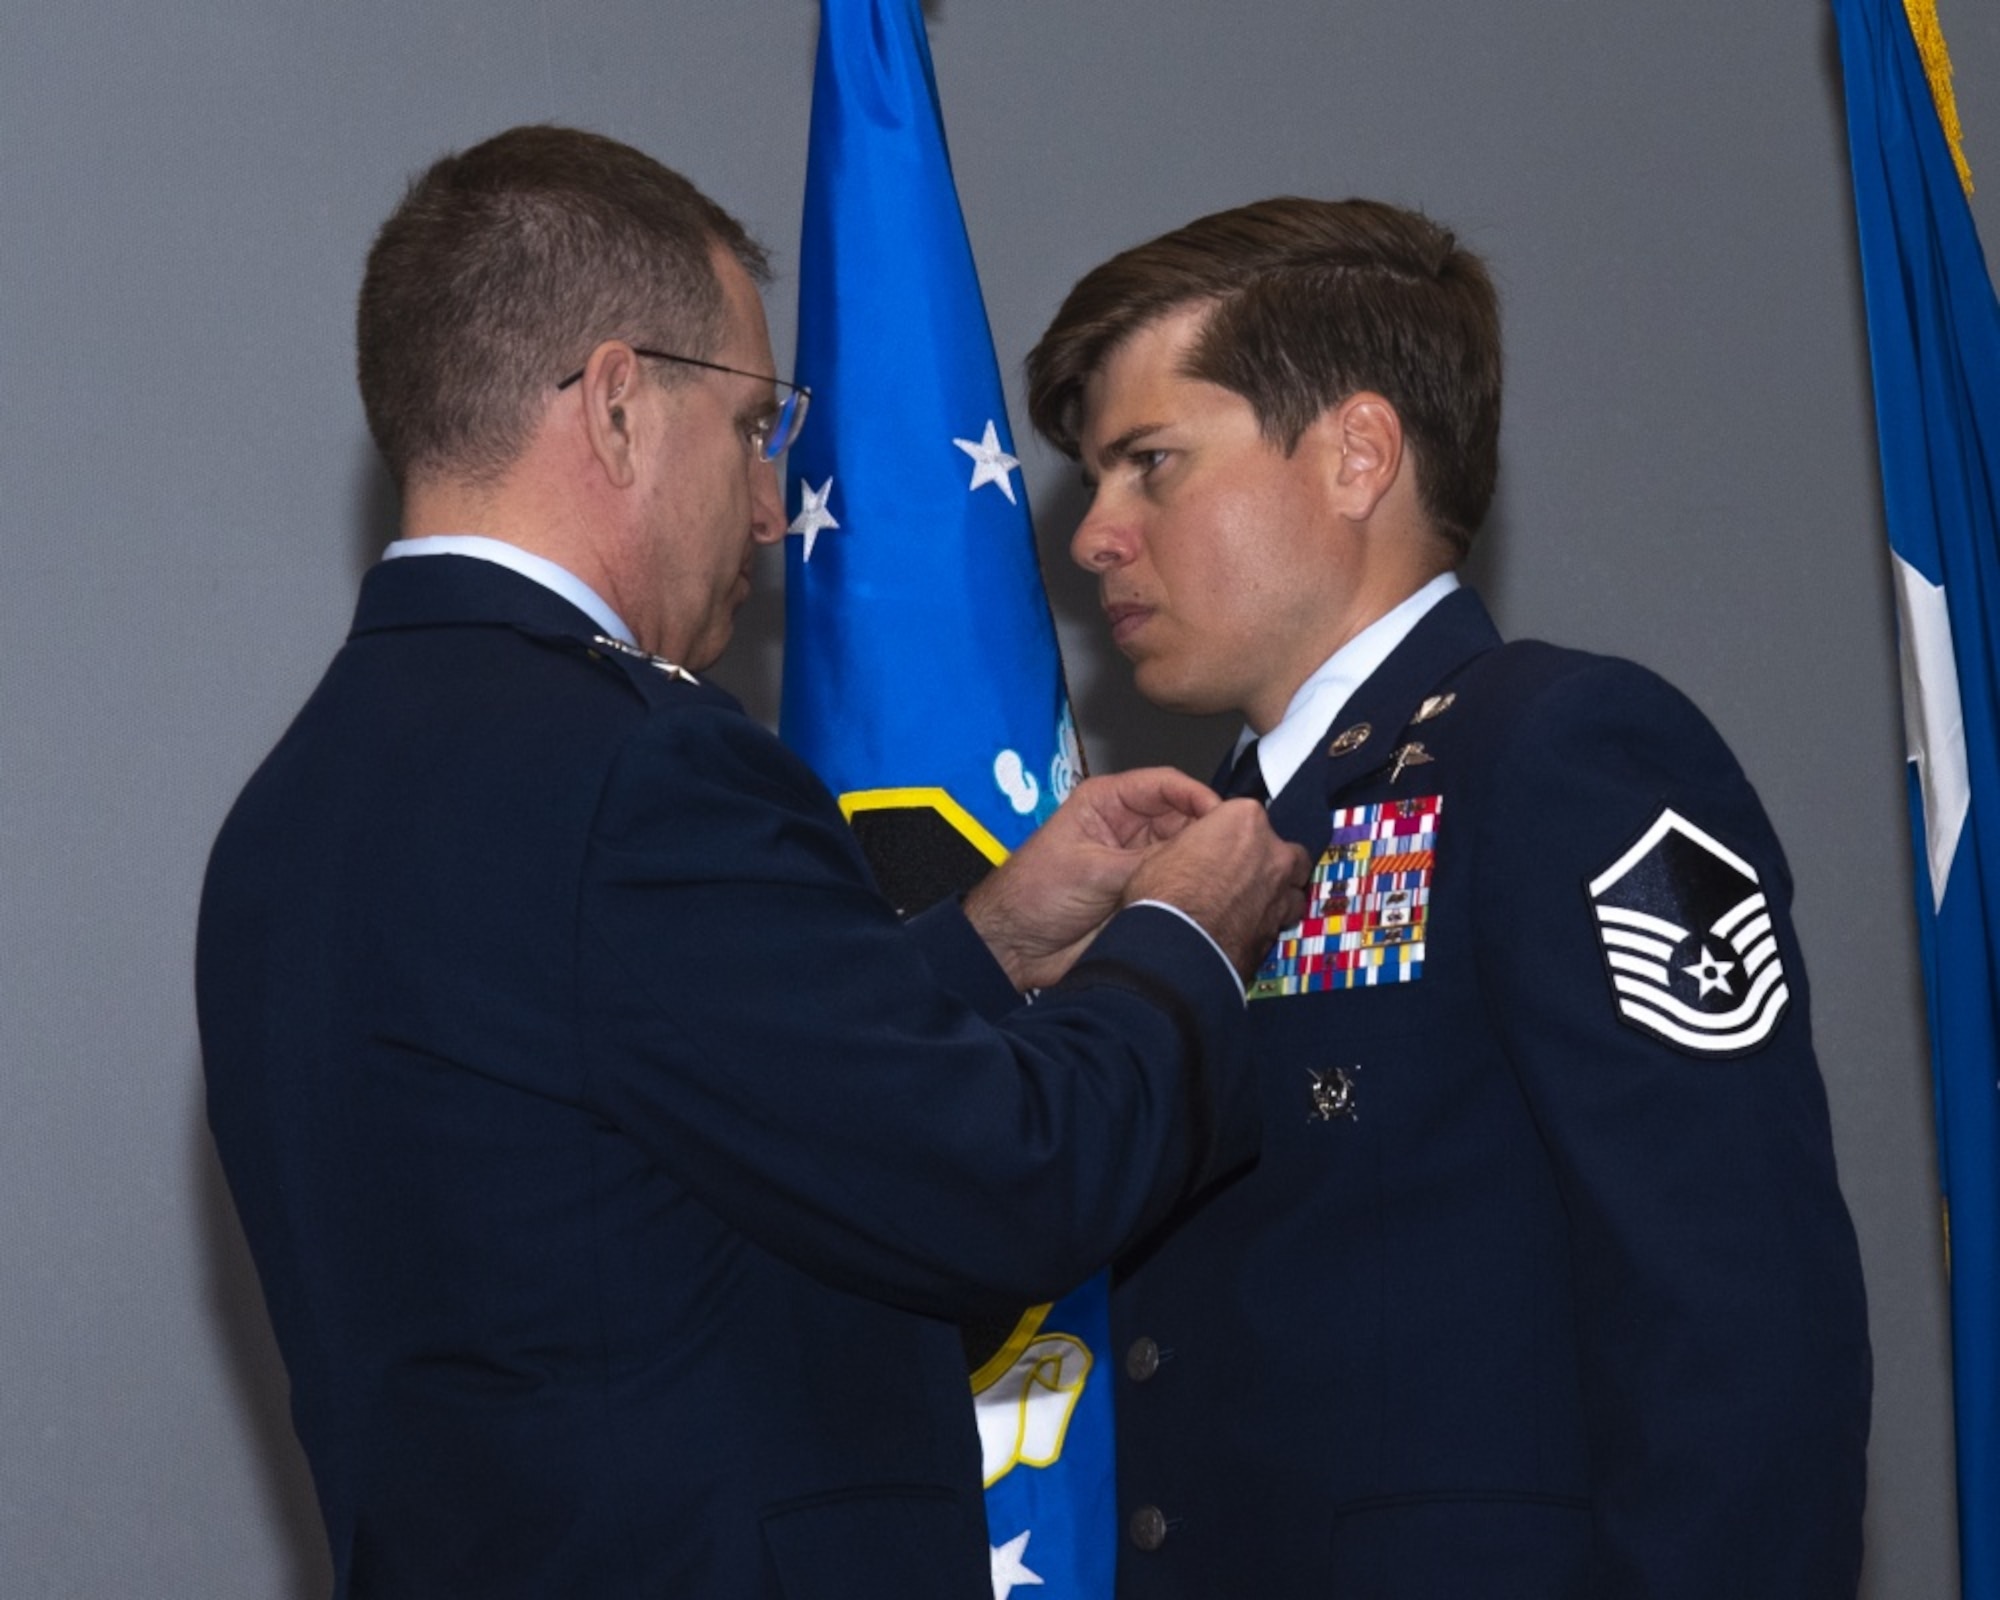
[1128,898,1247,1003]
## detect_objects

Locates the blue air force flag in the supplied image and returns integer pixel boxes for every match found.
[1834,0,2000,1590]
[783,2,1110,1595]
[782,0,1078,856]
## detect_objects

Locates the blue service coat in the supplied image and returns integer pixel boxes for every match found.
[196,554,1258,1600]
[1110,587,1870,1598]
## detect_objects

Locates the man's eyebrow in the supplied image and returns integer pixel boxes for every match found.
[1080,422,1167,487]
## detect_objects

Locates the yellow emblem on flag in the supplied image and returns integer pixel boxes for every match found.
[971,1306,1094,1488]
[838,787,1008,915]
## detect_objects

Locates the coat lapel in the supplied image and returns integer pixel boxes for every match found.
[350,553,605,639]
[348,554,742,712]
[1265,586,1503,849]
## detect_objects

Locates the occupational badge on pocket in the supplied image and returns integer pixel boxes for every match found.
[1587,806,1789,1056]
[1249,796,1441,999]
[1307,1065,1360,1122]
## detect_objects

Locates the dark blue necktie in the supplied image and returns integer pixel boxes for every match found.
[1219,739,1269,803]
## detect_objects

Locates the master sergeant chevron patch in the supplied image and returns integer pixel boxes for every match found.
[1587,806,1790,1057]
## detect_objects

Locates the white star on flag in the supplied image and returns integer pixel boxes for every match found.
[1680,944,1737,1000]
[989,1528,1044,1599]
[789,476,840,561]
[1893,551,1970,911]
[954,419,1022,505]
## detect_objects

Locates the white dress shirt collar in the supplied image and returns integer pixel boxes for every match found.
[1236,571,1460,800]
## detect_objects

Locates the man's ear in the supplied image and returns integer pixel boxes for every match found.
[1321,391,1405,523]
[575,342,647,489]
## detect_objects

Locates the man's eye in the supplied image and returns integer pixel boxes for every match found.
[1135,449,1170,479]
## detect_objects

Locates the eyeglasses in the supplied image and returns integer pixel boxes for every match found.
[556,348,811,462]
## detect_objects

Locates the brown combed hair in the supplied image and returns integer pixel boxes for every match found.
[357,124,769,489]
[1026,197,1501,558]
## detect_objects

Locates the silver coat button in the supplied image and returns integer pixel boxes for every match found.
[1125,1336,1162,1382]
[1128,1505,1169,1551]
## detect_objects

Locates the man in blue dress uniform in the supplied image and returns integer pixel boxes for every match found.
[195,127,1310,1600]
[1027,197,1871,1598]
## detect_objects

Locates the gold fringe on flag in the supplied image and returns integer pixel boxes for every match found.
[1902,0,1975,195]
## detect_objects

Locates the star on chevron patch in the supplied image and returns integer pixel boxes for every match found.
[1587,807,1790,1057]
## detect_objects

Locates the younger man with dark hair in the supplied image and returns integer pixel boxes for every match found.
[1029,196,1871,1598]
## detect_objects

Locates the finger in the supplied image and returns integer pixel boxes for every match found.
[1088,768,1221,843]
[1143,767,1221,818]
[1139,806,1201,843]
[1209,795,1276,839]
[1283,841,1313,886]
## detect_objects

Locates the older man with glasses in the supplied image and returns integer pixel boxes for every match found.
[196,124,1307,1600]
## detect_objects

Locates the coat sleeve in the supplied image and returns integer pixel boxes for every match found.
[1470,658,1870,1598]
[901,894,1025,1022]
[575,701,1258,1321]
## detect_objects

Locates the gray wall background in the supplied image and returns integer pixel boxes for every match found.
[3,1,1992,1593]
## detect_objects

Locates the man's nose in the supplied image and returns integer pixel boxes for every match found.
[749,457,786,544]
[1070,499,1133,572]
